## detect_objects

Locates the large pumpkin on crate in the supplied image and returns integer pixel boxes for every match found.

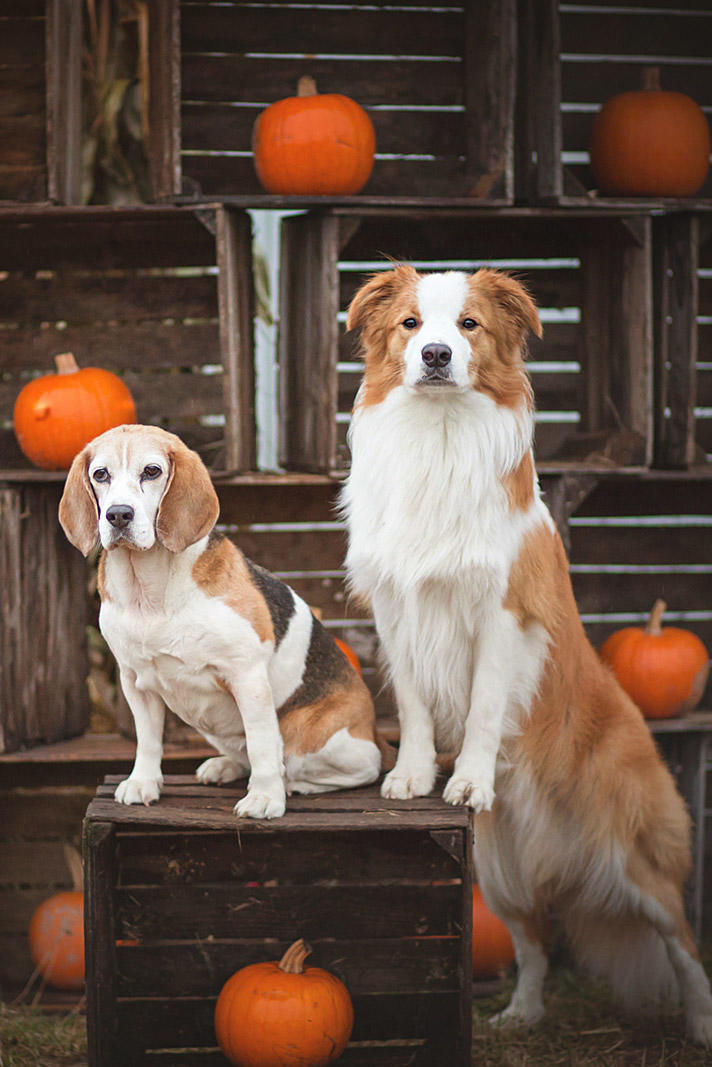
[472,884,515,980]
[13,352,136,470]
[215,939,354,1067]
[590,67,711,197]
[599,600,710,719]
[252,76,376,196]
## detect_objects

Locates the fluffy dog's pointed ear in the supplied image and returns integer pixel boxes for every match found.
[59,448,99,556]
[476,269,543,341]
[346,264,419,333]
[155,442,220,553]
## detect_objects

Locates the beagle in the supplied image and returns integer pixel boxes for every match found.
[59,424,382,819]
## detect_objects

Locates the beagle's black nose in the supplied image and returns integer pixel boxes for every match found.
[421,343,452,369]
[106,504,134,528]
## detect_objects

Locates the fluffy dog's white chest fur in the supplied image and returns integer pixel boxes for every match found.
[342,388,550,749]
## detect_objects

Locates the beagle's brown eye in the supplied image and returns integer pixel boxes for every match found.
[142,464,162,481]
[402,317,418,330]
[92,468,110,483]
[462,318,478,330]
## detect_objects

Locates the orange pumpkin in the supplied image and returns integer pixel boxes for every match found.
[599,599,710,719]
[335,638,362,675]
[215,939,354,1067]
[13,352,136,470]
[472,884,515,980]
[28,891,85,990]
[590,67,710,197]
[253,76,375,196]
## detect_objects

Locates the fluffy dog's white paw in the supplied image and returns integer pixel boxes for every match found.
[442,773,494,812]
[489,1003,543,1030]
[234,788,286,820]
[381,765,437,800]
[196,755,246,785]
[687,1012,712,1047]
[114,776,162,806]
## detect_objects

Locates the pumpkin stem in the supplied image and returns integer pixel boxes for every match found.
[297,75,317,98]
[641,66,661,92]
[278,939,312,974]
[54,352,79,375]
[646,599,667,635]
[63,843,83,892]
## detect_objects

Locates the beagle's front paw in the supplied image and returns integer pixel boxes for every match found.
[381,763,437,800]
[196,755,247,785]
[114,775,163,806]
[442,773,494,812]
[234,783,286,820]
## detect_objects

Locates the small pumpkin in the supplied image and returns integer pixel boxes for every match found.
[253,76,375,196]
[13,352,136,470]
[335,638,362,675]
[590,67,711,197]
[215,939,354,1067]
[28,845,84,990]
[472,884,515,980]
[599,599,710,719]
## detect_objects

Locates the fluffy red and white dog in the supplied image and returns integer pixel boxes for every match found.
[341,264,712,1042]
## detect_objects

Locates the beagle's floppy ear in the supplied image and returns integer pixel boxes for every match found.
[58,448,99,557]
[155,441,220,553]
[346,263,419,334]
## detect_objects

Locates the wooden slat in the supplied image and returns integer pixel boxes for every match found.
[181,5,462,58]
[233,527,347,574]
[561,61,712,107]
[0,841,78,886]
[117,827,461,886]
[0,17,44,67]
[0,787,94,837]
[147,0,181,200]
[84,821,120,1066]
[116,883,461,941]
[46,0,82,204]
[0,324,221,379]
[573,571,712,616]
[569,524,712,565]
[561,10,712,61]
[117,937,462,997]
[0,271,218,325]
[181,54,463,107]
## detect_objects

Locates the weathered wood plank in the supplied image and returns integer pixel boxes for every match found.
[46,0,82,204]
[463,0,515,198]
[147,0,181,200]
[84,821,120,1067]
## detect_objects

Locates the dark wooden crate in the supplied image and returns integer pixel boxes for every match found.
[0,0,81,204]
[0,204,255,472]
[83,776,474,1067]
[278,206,653,472]
[0,480,89,752]
[653,212,712,468]
[516,0,712,205]
[148,0,516,203]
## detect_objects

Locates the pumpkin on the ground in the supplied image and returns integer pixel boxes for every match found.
[215,939,353,1066]
[13,352,136,470]
[590,67,710,197]
[28,846,85,990]
[599,599,710,719]
[252,76,375,196]
[472,884,515,980]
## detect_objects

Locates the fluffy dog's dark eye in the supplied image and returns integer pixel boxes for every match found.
[142,464,162,480]
[462,318,478,330]
[92,468,109,483]
[402,317,418,330]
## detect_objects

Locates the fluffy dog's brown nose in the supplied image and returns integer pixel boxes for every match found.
[421,343,452,369]
[106,504,134,528]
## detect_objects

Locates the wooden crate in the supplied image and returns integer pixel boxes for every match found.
[148,0,516,203]
[516,0,712,204]
[0,480,89,753]
[0,204,255,472]
[83,776,474,1067]
[653,212,712,467]
[0,0,82,204]
[278,206,653,472]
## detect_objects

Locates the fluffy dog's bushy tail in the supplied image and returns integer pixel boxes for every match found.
[566,912,679,1016]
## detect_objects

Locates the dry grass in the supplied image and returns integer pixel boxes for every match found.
[3,957,712,1065]
[0,1003,86,1067]
[473,961,712,1066]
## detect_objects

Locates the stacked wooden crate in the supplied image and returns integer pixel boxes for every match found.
[1,0,712,1040]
